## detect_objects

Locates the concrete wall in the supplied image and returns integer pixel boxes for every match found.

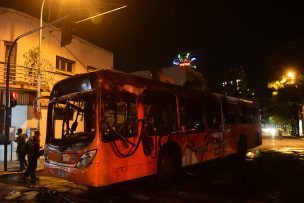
[0,105,45,161]
[0,144,15,162]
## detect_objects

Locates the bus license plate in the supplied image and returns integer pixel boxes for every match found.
[62,154,70,162]
[57,170,65,178]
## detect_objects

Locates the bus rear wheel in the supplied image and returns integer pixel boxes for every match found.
[157,145,181,181]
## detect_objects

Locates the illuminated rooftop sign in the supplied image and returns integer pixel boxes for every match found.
[172,52,197,69]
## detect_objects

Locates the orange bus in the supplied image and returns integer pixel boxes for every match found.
[43,70,262,187]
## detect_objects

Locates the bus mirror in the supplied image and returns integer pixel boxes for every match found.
[71,121,78,132]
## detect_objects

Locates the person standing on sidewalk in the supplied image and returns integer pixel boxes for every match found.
[21,130,40,182]
[14,128,27,171]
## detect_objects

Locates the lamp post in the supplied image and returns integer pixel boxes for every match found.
[37,0,47,131]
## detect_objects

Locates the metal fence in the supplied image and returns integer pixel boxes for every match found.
[0,62,55,92]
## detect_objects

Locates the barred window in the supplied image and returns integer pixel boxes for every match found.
[56,56,75,73]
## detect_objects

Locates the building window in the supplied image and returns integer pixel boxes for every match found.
[56,56,75,73]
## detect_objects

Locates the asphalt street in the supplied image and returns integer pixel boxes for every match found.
[1,136,304,203]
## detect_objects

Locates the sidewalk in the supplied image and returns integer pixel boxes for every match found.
[0,157,44,176]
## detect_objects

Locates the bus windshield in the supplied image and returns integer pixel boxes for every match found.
[47,90,96,150]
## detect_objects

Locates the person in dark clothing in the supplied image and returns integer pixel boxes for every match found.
[21,130,40,182]
[14,128,27,171]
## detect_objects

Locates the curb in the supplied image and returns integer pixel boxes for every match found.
[0,167,44,177]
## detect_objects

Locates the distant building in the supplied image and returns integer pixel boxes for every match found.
[0,7,113,161]
[222,79,256,100]
[220,67,256,101]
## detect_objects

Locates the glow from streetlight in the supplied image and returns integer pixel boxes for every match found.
[75,5,127,24]
[268,69,297,95]
[286,70,296,80]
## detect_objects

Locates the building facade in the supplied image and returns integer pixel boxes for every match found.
[220,67,256,101]
[0,7,113,161]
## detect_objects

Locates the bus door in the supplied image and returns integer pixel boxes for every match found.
[142,91,178,157]
[179,96,209,166]
[222,102,238,155]
[205,100,227,158]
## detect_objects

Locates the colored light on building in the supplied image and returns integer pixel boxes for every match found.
[172,52,197,69]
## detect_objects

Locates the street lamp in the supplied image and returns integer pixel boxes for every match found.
[37,0,47,131]
[286,70,296,80]
[284,70,297,86]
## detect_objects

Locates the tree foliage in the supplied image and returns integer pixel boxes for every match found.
[266,74,304,135]
[23,47,55,91]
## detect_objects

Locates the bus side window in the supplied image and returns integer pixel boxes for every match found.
[101,91,137,142]
[223,103,237,125]
[238,105,248,124]
[205,101,222,130]
[105,102,116,127]
[247,106,259,124]
[180,97,205,131]
[143,92,178,135]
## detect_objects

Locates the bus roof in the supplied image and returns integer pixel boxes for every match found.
[51,69,256,105]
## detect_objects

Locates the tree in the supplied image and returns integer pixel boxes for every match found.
[266,73,304,136]
[23,47,55,92]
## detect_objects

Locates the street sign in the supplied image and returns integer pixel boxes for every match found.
[9,126,16,141]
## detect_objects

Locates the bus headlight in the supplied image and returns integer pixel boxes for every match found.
[76,150,97,168]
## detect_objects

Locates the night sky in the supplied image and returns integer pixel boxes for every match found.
[1,0,304,98]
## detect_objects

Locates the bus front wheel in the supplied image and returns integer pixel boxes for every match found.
[157,144,181,181]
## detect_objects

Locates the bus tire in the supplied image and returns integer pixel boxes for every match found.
[236,136,247,160]
[157,143,181,181]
